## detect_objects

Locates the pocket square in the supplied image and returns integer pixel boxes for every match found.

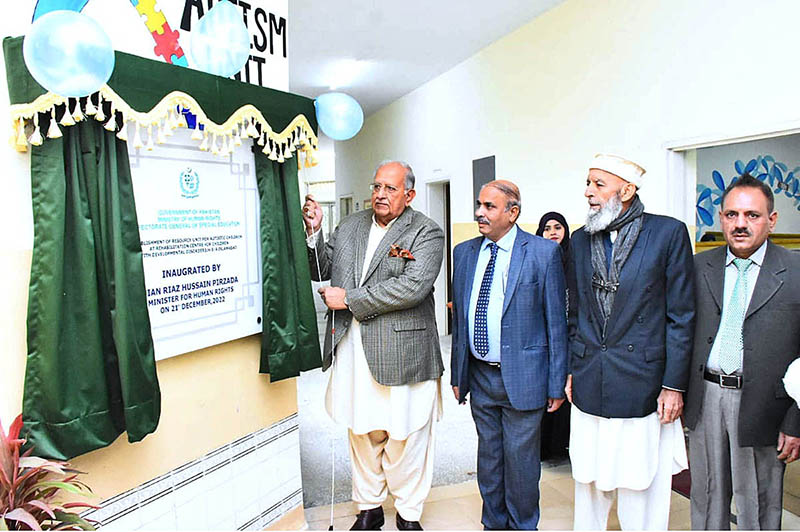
[389,244,415,260]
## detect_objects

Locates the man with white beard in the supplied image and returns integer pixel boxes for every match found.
[565,154,696,530]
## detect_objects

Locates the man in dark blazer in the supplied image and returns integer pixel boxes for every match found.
[685,174,800,530]
[303,161,444,531]
[451,180,568,530]
[567,154,695,530]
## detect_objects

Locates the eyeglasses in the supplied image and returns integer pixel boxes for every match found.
[369,183,405,195]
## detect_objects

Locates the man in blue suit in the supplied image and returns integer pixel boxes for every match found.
[566,154,695,530]
[451,180,568,530]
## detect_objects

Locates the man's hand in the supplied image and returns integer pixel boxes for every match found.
[777,432,800,464]
[318,286,347,310]
[302,194,323,236]
[547,397,565,413]
[565,374,573,404]
[452,386,461,402]
[657,389,683,424]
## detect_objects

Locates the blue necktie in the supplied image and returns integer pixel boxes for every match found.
[474,243,498,357]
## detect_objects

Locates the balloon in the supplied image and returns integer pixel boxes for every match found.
[23,10,114,97]
[189,0,250,78]
[315,92,364,141]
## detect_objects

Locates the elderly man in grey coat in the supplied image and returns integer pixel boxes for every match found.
[302,160,444,531]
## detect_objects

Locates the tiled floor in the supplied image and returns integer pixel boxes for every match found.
[305,462,800,530]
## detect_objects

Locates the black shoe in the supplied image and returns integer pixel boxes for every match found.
[350,506,384,530]
[396,513,423,530]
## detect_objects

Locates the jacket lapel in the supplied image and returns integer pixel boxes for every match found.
[746,241,785,319]
[502,230,526,317]
[702,246,726,311]
[605,222,650,338]
[462,238,481,320]
[361,207,413,284]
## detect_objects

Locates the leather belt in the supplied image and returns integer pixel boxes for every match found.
[473,358,500,368]
[704,370,743,389]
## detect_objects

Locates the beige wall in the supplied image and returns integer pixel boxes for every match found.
[336,0,800,245]
[0,250,298,501]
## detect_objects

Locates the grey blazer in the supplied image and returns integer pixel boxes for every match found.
[309,207,445,385]
[684,241,800,447]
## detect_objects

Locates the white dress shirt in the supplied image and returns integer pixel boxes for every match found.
[468,224,517,363]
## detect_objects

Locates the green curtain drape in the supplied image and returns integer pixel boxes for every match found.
[255,155,321,380]
[24,117,160,460]
[5,35,322,459]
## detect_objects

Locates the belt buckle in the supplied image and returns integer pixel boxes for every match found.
[719,374,741,389]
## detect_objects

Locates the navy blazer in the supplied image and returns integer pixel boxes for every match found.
[568,213,695,418]
[450,227,568,411]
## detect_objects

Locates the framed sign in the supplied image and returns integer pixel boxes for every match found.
[130,128,263,359]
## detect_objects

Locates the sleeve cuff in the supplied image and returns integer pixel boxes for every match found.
[662,385,685,393]
[305,228,320,248]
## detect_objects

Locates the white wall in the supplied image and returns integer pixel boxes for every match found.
[335,0,800,238]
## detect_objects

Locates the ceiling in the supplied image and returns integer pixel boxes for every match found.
[288,1,563,117]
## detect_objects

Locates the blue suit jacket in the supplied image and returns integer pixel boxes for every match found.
[450,227,568,411]
[568,213,695,418]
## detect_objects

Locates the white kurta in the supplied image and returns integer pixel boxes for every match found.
[322,216,442,440]
[570,406,687,491]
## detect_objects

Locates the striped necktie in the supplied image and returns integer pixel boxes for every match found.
[474,243,498,357]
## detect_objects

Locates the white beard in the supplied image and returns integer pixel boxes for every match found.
[585,193,623,234]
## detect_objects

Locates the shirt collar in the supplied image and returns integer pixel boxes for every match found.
[725,238,768,267]
[482,224,517,252]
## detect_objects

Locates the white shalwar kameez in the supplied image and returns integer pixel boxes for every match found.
[315,217,442,521]
[570,406,687,530]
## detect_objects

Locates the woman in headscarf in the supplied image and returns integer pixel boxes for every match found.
[536,211,575,462]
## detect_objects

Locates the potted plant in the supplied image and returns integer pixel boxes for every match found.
[0,415,97,530]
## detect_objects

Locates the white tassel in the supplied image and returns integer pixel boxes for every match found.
[117,120,129,142]
[104,113,116,132]
[199,130,209,151]
[28,113,43,146]
[132,122,143,149]
[211,133,219,155]
[60,102,75,126]
[84,96,97,116]
[47,108,62,139]
[146,124,155,150]
[72,100,84,122]
[246,119,259,138]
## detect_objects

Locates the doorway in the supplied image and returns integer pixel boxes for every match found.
[426,180,452,335]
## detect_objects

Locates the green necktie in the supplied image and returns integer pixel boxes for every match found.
[718,258,753,375]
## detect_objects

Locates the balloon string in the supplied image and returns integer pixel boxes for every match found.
[301,162,337,530]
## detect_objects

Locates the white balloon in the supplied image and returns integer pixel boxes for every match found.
[189,1,250,78]
[23,10,115,97]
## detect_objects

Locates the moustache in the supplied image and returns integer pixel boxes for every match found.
[476,216,489,224]
[732,228,752,236]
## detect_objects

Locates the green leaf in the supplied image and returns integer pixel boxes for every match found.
[27,481,85,496]
[4,508,42,530]
[0,517,8,531]
[53,510,96,530]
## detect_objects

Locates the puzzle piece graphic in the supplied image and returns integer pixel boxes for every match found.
[171,54,189,67]
[152,22,183,61]
[133,0,168,34]
[128,0,188,67]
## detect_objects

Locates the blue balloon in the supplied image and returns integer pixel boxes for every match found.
[315,92,364,141]
[23,10,114,97]
[189,0,250,78]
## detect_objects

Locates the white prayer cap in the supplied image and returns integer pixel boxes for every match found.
[589,153,646,188]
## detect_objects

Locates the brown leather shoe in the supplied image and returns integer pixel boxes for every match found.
[350,506,384,530]
[396,513,423,530]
